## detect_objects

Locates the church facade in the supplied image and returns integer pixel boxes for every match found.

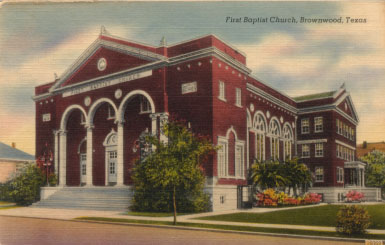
[33,29,380,211]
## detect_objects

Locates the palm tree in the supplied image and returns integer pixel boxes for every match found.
[250,160,287,189]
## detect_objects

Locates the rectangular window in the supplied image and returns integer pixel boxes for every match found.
[42,113,51,122]
[107,105,116,119]
[302,144,310,158]
[314,117,323,133]
[315,143,324,157]
[301,118,310,134]
[351,129,355,141]
[235,144,244,178]
[339,121,343,135]
[337,167,344,183]
[315,167,324,182]
[217,140,227,177]
[235,88,242,107]
[271,138,279,160]
[255,133,264,162]
[218,81,226,101]
[140,97,151,113]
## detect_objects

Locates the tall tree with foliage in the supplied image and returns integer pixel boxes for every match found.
[131,119,215,225]
[360,150,385,197]
[282,158,312,196]
[250,158,312,195]
[250,160,287,189]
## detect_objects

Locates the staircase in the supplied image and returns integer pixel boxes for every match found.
[31,187,133,211]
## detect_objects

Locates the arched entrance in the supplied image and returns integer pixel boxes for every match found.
[58,105,88,186]
[103,129,118,185]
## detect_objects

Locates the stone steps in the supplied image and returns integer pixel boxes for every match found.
[32,187,133,211]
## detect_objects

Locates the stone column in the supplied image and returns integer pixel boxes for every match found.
[362,168,365,187]
[59,130,67,187]
[86,125,94,186]
[53,130,59,177]
[149,113,158,136]
[159,113,169,143]
[116,121,124,186]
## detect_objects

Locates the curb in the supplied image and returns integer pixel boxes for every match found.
[72,218,367,243]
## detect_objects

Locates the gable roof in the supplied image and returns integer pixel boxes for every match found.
[293,91,336,102]
[49,34,167,92]
[0,142,35,162]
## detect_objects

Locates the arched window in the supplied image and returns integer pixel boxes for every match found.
[283,124,293,160]
[253,114,266,162]
[269,119,280,161]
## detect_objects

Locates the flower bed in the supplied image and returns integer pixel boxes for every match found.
[256,189,322,207]
[345,190,365,203]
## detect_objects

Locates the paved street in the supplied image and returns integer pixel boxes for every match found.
[0,216,360,245]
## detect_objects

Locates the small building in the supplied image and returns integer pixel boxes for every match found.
[0,142,35,183]
[33,29,381,211]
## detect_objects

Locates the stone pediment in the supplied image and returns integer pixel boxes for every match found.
[50,36,166,91]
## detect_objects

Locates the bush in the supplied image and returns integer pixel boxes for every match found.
[336,205,371,235]
[4,164,45,206]
[345,190,365,202]
[256,189,322,207]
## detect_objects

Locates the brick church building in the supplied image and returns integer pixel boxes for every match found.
[33,28,381,211]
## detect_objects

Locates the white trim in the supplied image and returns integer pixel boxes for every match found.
[88,98,118,127]
[297,139,328,144]
[246,83,297,114]
[118,90,156,123]
[60,104,88,131]
[335,140,356,150]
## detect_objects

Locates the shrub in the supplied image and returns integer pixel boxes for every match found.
[5,164,45,206]
[336,205,371,235]
[345,190,365,202]
[256,189,322,207]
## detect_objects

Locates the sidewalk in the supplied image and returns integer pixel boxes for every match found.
[0,205,384,235]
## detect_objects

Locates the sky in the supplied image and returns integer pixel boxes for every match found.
[0,1,384,155]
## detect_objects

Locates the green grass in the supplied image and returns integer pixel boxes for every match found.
[197,204,385,229]
[76,216,385,240]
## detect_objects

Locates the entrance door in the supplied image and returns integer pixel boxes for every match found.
[108,151,117,183]
[80,153,87,184]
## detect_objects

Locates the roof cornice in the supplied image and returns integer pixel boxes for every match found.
[246,83,297,114]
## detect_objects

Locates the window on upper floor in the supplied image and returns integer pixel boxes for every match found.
[302,144,310,158]
[315,143,324,157]
[218,81,226,101]
[140,96,151,114]
[314,117,323,133]
[301,118,309,134]
[107,105,115,119]
[315,167,324,182]
[336,119,339,134]
[283,125,293,160]
[269,119,280,160]
[235,88,242,107]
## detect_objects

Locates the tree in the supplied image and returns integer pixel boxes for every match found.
[4,163,45,205]
[282,158,312,196]
[250,158,312,196]
[360,150,385,197]
[131,119,215,225]
[250,160,287,189]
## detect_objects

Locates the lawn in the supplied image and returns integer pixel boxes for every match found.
[197,204,385,229]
